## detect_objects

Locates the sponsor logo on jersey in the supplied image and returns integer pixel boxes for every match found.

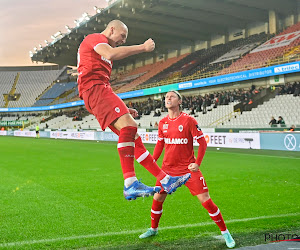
[115,107,120,113]
[164,138,188,144]
[101,56,112,68]
[196,124,202,131]
[178,125,183,132]
[163,123,169,130]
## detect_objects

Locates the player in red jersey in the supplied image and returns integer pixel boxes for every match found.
[77,20,190,200]
[139,91,235,248]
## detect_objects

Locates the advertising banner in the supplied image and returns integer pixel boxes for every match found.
[260,132,300,151]
[0,121,28,126]
[250,31,300,53]
[202,133,260,149]
[139,132,159,144]
[0,131,7,136]
[50,131,95,140]
[96,132,118,142]
[139,131,260,149]
[14,131,36,137]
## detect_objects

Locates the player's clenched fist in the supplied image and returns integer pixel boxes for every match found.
[143,38,155,52]
[188,163,199,172]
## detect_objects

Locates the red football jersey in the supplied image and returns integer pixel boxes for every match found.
[158,112,203,174]
[77,33,113,98]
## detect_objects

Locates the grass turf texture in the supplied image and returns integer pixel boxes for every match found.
[0,136,299,249]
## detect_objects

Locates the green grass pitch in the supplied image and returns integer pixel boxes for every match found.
[0,136,299,249]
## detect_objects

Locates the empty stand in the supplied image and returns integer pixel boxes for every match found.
[33,82,77,106]
[7,69,65,108]
[222,95,300,127]
[220,22,300,75]
[0,72,18,107]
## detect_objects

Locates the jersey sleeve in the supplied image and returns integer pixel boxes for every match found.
[189,117,207,166]
[88,34,108,51]
[153,120,165,161]
[189,116,204,140]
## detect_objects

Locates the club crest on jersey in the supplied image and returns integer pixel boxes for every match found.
[178,125,183,132]
[196,124,202,131]
[115,107,120,113]
[163,123,169,130]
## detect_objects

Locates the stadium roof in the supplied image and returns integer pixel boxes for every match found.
[31,0,298,67]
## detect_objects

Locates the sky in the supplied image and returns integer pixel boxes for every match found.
[0,0,108,67]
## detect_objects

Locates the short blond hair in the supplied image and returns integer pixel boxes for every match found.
[168,90,182,100]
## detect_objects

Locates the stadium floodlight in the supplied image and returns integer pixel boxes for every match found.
[33,47,38,52]
[29,51,33,57]
[44,40,49,45]
[82,12,90,21]
[74,13,91,27]
[51,31,63,40]
[39,44,43,49]
[94,6,102,13]
[65,25,71,33]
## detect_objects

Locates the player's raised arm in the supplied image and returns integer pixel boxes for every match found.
[93,20,154,60]
[94,39,155,61]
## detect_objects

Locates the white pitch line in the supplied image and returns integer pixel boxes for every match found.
[212,151,300,160]
[0,213,299,248]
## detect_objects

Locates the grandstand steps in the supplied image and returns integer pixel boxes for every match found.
[4,73,20,107]
[49,88,76,105]
[222,94,300,128]
[115,54,188,93]
[234,88,280,113]
[35,81,56,102]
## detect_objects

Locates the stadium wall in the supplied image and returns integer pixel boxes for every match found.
[1,130,299,152]
[211,34,226,47]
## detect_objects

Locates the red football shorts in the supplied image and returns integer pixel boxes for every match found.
[156,169,209,196]
[82,84,129,130]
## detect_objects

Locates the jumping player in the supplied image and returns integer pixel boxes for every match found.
[77,20,190,200]
[139,91,235,248]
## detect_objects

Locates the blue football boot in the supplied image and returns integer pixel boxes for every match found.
[161,173,191,194]
[124,180,161,200]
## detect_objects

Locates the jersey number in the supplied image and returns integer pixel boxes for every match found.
[200,176,207,188]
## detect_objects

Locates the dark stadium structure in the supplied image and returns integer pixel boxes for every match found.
[31,0,299,67]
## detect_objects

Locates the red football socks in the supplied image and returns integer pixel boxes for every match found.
[202,198,227,232]
[151,199,163,229]
[117,126,137,179]
[134,136,166,180]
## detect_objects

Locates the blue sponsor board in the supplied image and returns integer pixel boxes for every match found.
[118,89,144,99]
[0,100,84,113]
[260,132,300,151]
[1,62,299,112]
[177,61,300,91]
